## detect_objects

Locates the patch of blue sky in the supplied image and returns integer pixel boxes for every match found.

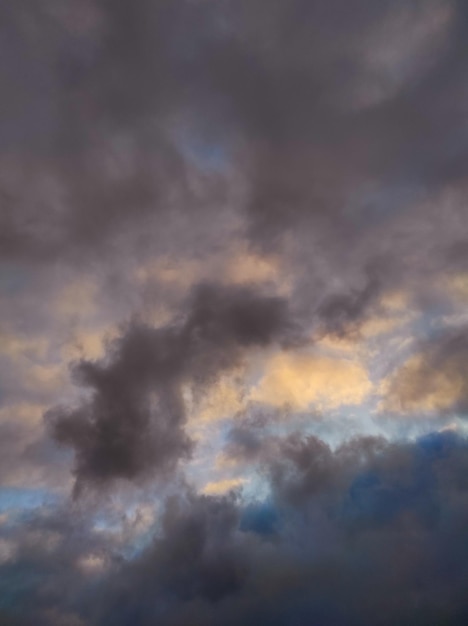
[378,412,454,442]
[241,472,271,504]
[309,407,381,447]
[308,400,458,447]
[0,487,58,515]
[240,500,279,536]
[184,134,229,171]
[172,120,232,173]
[381,305,467,361]
[252,403,382,449]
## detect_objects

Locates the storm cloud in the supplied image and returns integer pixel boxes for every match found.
[2,0,468,624]
[2,432,468,625]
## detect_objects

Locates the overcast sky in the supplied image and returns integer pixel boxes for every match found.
[2,1,468,624]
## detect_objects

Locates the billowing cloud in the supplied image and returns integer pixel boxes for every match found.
[2,0,468,623]
[2,432,468,625]
[48,283,297,490]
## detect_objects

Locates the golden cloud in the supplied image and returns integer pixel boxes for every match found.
[251,352,372,411]
[201,477,247,495]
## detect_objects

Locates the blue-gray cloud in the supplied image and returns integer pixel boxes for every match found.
[2,431,468,625]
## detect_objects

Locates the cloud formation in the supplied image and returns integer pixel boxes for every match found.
[2,0,468,624]
[2,432,468,625]
[382,327,468,416]
[48,283,297,490]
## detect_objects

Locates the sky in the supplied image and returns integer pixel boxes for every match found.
[2,0,468,624]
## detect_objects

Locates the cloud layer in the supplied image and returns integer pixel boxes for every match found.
[2,432,468,625]
[2,0,468,624]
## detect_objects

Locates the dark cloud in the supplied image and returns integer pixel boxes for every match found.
[105,493,248,613]
[0,0,467,353]
[1,0,467,282]
[75,433,468,626]
[47,283,297,490]
[3,431,468,625]
[0,0,229,265]
[0,502,112,626]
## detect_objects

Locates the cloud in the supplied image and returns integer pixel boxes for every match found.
[316,272,382,338]
[47,283,298,490]
[3,431,468,625]
[251,351,371,411]
[3,1,468,623]
[190,371,245,424]
[0,0,465,282]
[0,404,70,490]
[201,478,247,496]
[381,327,468,416]
[1,0,468,359]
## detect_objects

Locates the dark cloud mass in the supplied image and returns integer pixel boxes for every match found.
[3,433,468,625]
[2,0,468,278]
[2,0,468,624]
[48,283,296,489]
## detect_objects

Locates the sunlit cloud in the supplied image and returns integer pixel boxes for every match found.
[251,351,372,411]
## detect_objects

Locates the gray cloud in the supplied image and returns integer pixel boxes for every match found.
[3,1,468,623]
[1,0,467,278]
[47,283,297,490]
[3,431,468,625]
[383,326,468,416]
